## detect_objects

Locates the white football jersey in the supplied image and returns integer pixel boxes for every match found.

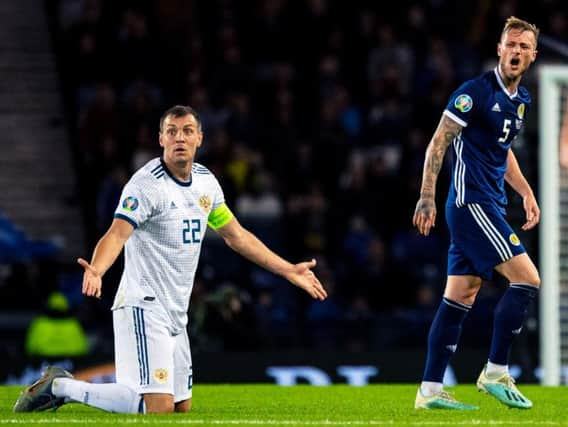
[111,158,225,334]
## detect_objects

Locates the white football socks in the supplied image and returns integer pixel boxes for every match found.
[420,381,443,397]
[485,361,508,378]
[52,378,142,413]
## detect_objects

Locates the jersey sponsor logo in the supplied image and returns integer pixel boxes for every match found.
[199,195,212,213]
[517,103,525,119]
[509,233,521,246]
[122,196,139,212]
[491,102,501,112]
[454,94,473,113]
[153,368,169,384]
[512,326,523,335]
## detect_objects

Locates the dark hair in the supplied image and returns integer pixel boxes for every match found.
[159,105,202,132]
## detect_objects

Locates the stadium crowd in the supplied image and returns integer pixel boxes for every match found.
[35,0,567,359]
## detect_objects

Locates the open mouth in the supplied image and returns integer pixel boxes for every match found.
[510,58,520,66]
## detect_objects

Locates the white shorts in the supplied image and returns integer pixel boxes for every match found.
[113,307,192,402]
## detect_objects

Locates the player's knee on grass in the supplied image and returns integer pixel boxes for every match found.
[175,398,192,413]
[144,393,175,413]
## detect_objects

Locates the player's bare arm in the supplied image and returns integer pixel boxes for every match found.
[216,217,328,300]
[505,149,540,230]
[78,218,134,298]
[413,115,463,236]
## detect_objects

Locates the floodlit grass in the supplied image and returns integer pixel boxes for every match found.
[1,384,567,426]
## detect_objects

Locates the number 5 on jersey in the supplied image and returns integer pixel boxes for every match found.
[498,119,511,143]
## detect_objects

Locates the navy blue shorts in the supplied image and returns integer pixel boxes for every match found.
[445,203,526,280]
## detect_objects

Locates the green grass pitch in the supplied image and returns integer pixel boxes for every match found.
[1,384,566,426]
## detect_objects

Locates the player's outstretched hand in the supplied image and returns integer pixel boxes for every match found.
[285,259,328,300]
[77,257,102,299]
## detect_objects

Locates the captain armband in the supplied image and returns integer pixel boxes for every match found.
[207,203,234,230]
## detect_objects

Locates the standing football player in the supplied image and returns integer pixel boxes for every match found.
[413,16,540,409]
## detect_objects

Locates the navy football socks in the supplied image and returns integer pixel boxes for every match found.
[422,297,471,383]
[489,283,538,365]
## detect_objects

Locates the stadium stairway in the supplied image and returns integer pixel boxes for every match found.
[0,0,86,261]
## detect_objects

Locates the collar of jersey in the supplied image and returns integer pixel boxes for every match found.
[494,66,518,99]
[160,157,193,187]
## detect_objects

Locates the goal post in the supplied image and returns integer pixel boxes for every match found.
[538,64,568,386]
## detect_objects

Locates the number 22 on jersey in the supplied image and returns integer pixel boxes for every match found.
[182,219,201,243]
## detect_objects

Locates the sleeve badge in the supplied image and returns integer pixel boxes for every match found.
[122,196,139,212]
[454,94,473,113]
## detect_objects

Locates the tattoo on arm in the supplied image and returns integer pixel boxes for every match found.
[420,115,462,197]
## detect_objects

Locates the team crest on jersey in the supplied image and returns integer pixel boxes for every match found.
[199,195,212,213]
[509,233,521,246]
[121,196,139,212]
[153,368,169,384]
[517,103,525,119]
[454,94,473,113]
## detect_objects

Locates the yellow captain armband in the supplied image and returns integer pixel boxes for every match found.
[207,203,234,230]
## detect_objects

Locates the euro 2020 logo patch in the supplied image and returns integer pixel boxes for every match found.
[454,94,473,113]
[509,233,521,246]
[122,196,139,212]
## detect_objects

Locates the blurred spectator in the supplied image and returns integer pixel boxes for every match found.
[198,283,260,351]
[25,291,89,359]
[306,257,344,349]
[235,168,284,247]
[96,164,129,234]
[114,7,160,89]
[225,92,260,149]
[0,212,59,264]
[367,23,414,97]
[344,294,375,352]
[254,287,296,348]
[78,82,120,175]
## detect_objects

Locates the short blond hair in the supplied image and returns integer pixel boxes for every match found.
[501,16,539,47]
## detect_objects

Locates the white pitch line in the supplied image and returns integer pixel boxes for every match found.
[0,420,567,426]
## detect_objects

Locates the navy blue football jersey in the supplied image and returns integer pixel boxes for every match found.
[443,68,531,213]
